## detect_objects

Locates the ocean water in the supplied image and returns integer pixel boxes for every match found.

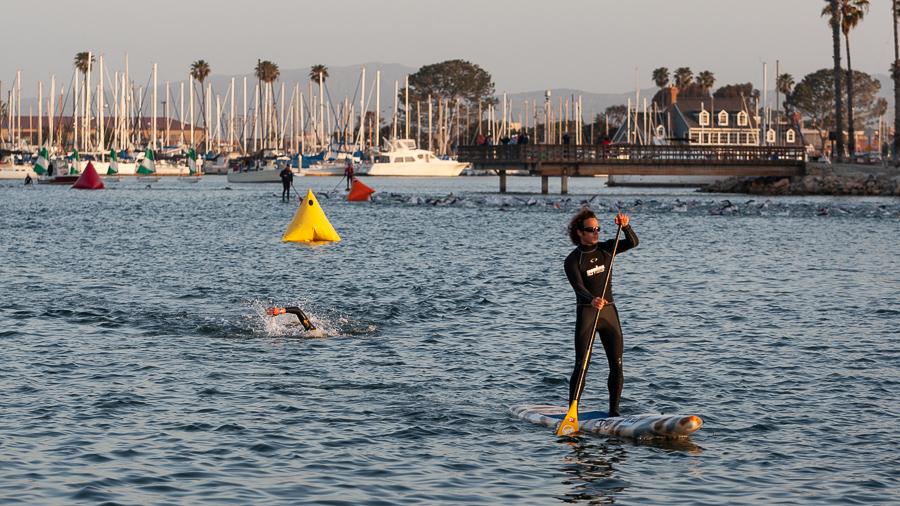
[1,175,898,505]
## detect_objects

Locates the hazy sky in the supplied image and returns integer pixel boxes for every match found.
[1,0,895,94]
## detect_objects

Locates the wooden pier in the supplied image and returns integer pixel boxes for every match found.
[457,144,807,193]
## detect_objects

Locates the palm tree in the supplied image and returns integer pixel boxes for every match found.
[73,52,94,75]
[256,60,280,84]
[823,0,869,157]
[695,71,715,95]
[673,67,693,89]
[892,0,899,162]
[651,67,670,89]
[824,0,844,160]
[776,73,795,116]
[190,59,211,132]
[309,64,329,84]
[255,60,280,146]
[776,73,795,98]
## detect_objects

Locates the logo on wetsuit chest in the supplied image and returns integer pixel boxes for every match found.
[586,264,605,277]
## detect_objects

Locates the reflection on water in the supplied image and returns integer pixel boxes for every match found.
[559,436,703,504]
[559,438,629,504]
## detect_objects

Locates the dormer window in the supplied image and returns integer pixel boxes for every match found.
[699,110,710,126]
[786,129,796,143]
[718,110,729,126]
[656,125,666,138]
[766,129,776,143]
[737,111,748,126]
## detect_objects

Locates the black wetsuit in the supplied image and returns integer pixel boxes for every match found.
[563,225,639,415]
[280,168,293,202]
[284,306,315,330]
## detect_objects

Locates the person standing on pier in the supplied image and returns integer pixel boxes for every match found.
[279,164,293,202]
[564,208,638,417]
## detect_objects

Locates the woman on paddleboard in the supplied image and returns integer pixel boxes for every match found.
[564,208,638,417]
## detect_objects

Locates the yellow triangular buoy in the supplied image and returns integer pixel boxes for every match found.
[282,189,341,243]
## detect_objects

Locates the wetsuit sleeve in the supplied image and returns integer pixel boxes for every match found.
[564,252,594,305]
[617,225,639,253]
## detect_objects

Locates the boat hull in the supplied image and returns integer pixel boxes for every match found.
[301,162,371,177]
[227,168,292,183]
[366,161,467,177]
[0,166,37,180]
[37,175,80,185]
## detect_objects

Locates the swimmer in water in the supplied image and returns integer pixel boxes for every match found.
[266,306,316,331]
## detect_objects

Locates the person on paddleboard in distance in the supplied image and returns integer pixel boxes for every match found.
[344,160,354,190]
[279,164,293,202]
[564,208,638,417]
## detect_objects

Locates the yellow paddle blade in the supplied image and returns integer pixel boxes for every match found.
[556,400,580,436]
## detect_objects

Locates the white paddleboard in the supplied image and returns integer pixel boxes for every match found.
[509,404,703,438]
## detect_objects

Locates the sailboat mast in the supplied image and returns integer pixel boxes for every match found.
[16,71,22,148]
[299,89,304,154]
[98,55,104,153]
[318,71,324,149]
[152,62,157,150]
[405,75,409,139]
[252,82,259,152]
[216,94,222,149]
[124,54,129,149]
[35,80,42,147]
[229,77,235,150]
[49,75,55,149]
[392,80,398,140]
[165,81,170,147]
[359,67,365,153]
[242,76,247,154]
[179,81,184,146]
[73,71,79,151]
[84,55,91,151]
[206,82,212,153]
[375,70,380,150]
[189,75,195,147]
[762,62,768,146]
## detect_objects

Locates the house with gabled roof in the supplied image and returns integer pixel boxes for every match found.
[612,85,802,147]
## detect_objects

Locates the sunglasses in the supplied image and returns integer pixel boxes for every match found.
[581,227,600,233]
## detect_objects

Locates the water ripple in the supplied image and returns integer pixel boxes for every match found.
[0,177,897,504]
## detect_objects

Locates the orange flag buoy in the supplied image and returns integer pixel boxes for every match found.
[72,161,104,190]
[347,178,375,202]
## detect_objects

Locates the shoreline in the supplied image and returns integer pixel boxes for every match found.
[700,162,900,196]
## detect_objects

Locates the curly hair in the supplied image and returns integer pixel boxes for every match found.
[567,207,597,245]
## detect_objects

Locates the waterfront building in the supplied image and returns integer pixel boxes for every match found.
[612,85,803,148]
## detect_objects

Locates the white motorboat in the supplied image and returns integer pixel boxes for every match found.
[301,159,370,177]
[0,164,36,180]
[367,139,467,177]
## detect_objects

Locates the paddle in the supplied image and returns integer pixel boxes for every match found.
[556,222,623,437]
[291,182,303,202]
[330,175,346,194]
